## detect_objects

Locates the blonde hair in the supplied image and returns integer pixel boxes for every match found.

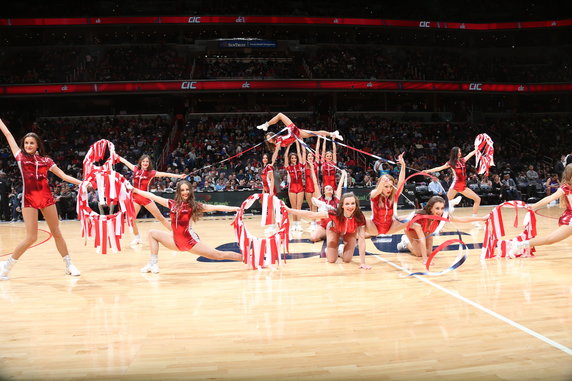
[559,164,572,208]
[377,174,397,204]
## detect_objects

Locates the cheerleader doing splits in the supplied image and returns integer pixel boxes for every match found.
[425,146,481,217]
[365,153,407,237]
[505,163,572,255]
[397,196,488,264]
[132,180,242,273]
[286,192,371,269]
[0,119,82,280]
[257,113,343,164]
[119,154,185,245]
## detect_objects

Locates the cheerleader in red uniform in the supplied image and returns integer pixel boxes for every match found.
[258,113,342,165]
[397,196,487,263]
[286,192,371,269]
[320,136,338,191]
[119,155,185,245]
[505,163,572,256]
[131,180,242,273]
[303,147,320,230]
[425,146,481,217]
[260,153,275,195]
[284,141,305,232]
[0,119,83,280]
[365,153,407,236]
[307,167,346,242]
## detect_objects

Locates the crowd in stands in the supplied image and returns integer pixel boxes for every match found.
[0,46,190,84]
[0,48,84,84]
[2,43,571,84]
[194,53,307,79]
[306,46,572,83]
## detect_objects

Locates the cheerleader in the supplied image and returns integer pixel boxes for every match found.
[132,181,242,273]
[365,153,407,236]
[284,140,305,231]
[303,146,320,231]
[257,113,342,164]
[397,196,488,263]
[425,147,481,217]
[505,163,572,256]
[260,153,275,195]
[286,192,371,269]
[307,166,346,242]
[119,154,186,245]
[320,135,338,191]
[0,119,82,280]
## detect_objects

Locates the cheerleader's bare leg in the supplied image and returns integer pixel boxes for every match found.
[144,201,172,231]
[459,188,481,215]
[42,204,80,275]
[529,225,572,247]
[310,225,327,242]
[189,242,242,261]
[325,228,341,263]
[341,233,357,263]
[299,129,335,140]
[42,204,70,258]
[10,207,39,260]
[131,203,142,237]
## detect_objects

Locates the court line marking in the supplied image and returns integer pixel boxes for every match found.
[373,254,572,356]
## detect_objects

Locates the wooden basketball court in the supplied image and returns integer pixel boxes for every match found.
[0,205,571,380]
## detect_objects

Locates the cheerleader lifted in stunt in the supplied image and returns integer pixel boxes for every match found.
[118,154,185,245]
[257,112,343,164]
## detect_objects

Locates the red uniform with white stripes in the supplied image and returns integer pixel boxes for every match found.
[558,184,572,226]
[327,210,365,236]
[318,196,339,229]
[450,158,467,192]
[132,166,157,206]
[261,164,274,193]
[15,150,56,209]
[286,163,304,194]
[274,123,300,147]
[169,199,200,251]
[304,162,319,193]
[371,194,395,234]
[321,160,337,189]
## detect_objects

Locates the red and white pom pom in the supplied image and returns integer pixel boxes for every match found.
[77,140,135,254]
[474,133,495,176]
[82,139,120,178]
[481,201,537,260]
[232,193,289,269]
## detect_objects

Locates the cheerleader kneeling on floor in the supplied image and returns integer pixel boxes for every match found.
[286,192,371,269]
